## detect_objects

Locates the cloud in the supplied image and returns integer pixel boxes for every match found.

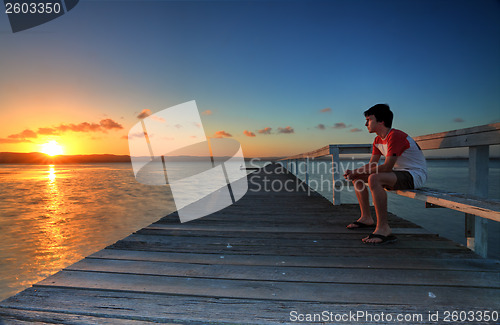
[333,122,347,129]
[126,132,145,140]
[2,118,125,143]
[1,128,37,143]
[100,118,123,130]
[0,138,33,143]
[136,109,165,122]
[278,126,294,134]
[243,130,256,137]
[137,109,152,119]
[316,124,325,130]
[8,129,38,139]
[37,127,59,135]
[320,108,331,113]
[453,117,464,123]
[201,110,213,115]
[214,130,232,138]
[350,128,362,132]
[56,122,102,133]
[258,127,272,134]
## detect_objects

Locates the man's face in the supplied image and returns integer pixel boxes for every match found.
[365,115,379,133]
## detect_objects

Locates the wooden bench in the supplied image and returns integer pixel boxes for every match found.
[392,187,500,223]
[279,123,500,258]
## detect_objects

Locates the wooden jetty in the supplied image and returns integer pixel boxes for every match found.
[1,163,499,324]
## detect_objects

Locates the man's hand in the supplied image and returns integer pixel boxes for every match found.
[344,169,354,180]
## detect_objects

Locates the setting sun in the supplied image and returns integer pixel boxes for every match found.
[41,141,64,156]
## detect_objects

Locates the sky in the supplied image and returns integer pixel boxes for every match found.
[0,0,499,158]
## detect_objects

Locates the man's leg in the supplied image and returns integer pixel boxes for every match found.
[346,175,374,228]
[362,172,397,243]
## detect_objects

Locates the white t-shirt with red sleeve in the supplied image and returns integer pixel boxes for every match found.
[372,129,427,189]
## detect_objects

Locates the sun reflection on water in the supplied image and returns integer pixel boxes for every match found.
[47,165,56,182]
[38,165,68,274]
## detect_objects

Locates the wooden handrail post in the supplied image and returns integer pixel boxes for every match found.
[305,157,309,186]
[466,145,489,257]
[331,147,341,205]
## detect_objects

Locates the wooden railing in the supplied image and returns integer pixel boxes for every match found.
[277,123,500,257]
[278,144,372,205]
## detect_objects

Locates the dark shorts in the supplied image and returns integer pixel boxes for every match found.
[385,171,414,190]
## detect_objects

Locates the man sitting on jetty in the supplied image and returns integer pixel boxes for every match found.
[343,104,427,244]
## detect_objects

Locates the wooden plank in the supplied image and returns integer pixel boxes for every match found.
[331,144,373,155]
[154,206,419,223]
[143,224,432,235]
[109,242,474,258]
[158,211,425,228]
[132,230,442,243]
[152,219,422,230]
[413,123,500,149]
[391,188,500,222]
[4,287,497,325]
[89,249,500,271]
[34,271,500,307]
[278,144,373,160]
[66,258,500,288]
[116,233,465,250]
[172,210,418,222]
[0,308,161,325]
[136,227,433,239]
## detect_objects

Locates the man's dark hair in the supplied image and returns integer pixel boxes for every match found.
[364,104,393,128]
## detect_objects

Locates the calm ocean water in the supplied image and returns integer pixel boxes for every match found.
[0,159,499,301]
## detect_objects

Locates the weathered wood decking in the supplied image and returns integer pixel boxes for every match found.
[1,164,499,324]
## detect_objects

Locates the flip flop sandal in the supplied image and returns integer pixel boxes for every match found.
[346,221,375,229]
[363,233,398,245]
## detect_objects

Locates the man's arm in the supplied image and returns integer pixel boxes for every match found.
[354,154,384,176]
[374,155,398,173]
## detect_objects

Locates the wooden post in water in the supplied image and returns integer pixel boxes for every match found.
[466,145,489,258]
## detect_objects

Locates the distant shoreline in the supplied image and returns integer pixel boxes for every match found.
[0,152,132,164]
[0,152,498,164]
[0,152,277,164]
